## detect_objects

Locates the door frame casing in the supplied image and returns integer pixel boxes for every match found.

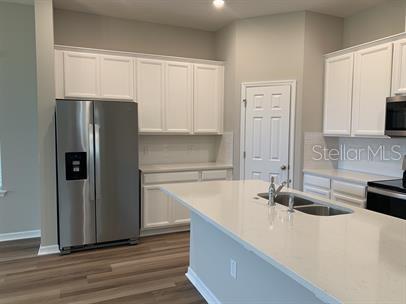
[239,80,296,185]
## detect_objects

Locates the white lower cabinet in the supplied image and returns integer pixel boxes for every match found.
[303,173,366,208]
[142,186,190,229]
[171,196,190,225]
[303,185,330,199]
[303,174,331,199]
[143,185,172,229]
[331,180,366,208]
[141,168,232,235]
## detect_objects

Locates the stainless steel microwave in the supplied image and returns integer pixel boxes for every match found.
[385,95,406,137]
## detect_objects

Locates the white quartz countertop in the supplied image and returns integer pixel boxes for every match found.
[160,180,406,304]
[139,162,233,173]
[303,168,397,185]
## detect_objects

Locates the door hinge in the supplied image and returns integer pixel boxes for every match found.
[242,99,247,107]
[243,151,246,159]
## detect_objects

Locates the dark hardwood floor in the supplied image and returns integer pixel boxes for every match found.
[0,238,41,263]
[0,232,206,304]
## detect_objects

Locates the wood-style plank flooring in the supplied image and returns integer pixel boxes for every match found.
[0,232,206,304]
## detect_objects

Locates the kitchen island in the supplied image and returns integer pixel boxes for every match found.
[160,180,406,304]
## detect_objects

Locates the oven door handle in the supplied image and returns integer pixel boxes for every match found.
[368,187,406,200]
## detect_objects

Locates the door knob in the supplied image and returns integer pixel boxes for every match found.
[281,165,287,170]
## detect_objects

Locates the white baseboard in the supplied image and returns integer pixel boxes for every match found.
[38,244,60,256]
[0,229,41,242]
[186,267,221,304]
[0,189,7,197]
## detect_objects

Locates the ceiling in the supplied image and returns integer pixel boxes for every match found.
[53,0,388,31]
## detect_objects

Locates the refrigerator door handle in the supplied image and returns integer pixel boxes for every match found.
[95,124,102,199]
[88,123,95,202]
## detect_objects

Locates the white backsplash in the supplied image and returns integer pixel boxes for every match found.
[215,132,234,164]
[337,137,406,178]
[303,132,338,170]
[303,133,406,178]
[139,133,233,165]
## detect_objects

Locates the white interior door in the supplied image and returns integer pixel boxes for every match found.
[244,85,291,184]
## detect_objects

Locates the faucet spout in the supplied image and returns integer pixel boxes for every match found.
[276,181,287,194]
[268,177,287,206]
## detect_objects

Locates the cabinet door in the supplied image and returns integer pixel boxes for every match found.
[303,185,330,199]
[392,38,406,95]
[193,64,224,134]
[142,186,171,229]
[171,197,190,225]
[351,43,393,137]
[137,59,165,132]
[331,192,366,208]
[201,170,229,181]
[100,55,134,100]
[165,61,193,133]
[323,53,354,136]
[64,51,100,98]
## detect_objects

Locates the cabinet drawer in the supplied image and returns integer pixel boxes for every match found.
[202,170,228,181]
[144,171,199,184]
[303,185,330,199]
[331,180,366,199]
[331,192,366,208]
[303,174,330,189]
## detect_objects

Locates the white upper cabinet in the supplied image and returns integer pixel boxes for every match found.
[165,61,193,133]
[54,49,64,99]
[392,38,406,95]
[137,58,165,133]
[193,64,224,134]
[323,53,354,136]
[55,47,225,135]
[61,51,135,101]
[351,43,392,137]
[64,51,100,98]
[100,55,134,100]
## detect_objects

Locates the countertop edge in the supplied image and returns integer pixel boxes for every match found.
[303,168,396,185]
[140,163,233,173]
[159,186,341,304]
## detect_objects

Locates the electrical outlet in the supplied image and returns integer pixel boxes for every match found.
[230,259,237,279]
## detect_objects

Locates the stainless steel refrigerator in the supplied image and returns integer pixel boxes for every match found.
[55,99,139,254]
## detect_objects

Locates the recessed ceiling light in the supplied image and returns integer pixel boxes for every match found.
[213,0,225,9]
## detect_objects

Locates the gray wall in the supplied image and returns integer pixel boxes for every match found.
[236,12,307,188]
[53,9,217,60]
[215,12,306,186]
[0,2,40,234]
[299,13,343,186]
[343,0,405,48]
[215,12,342,188]
[35,0,58,247]
[215,23,237,134]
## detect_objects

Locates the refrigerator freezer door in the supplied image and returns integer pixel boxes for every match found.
[94,101,139,243]
[56,100,96,249]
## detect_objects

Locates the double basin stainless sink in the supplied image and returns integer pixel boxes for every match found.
[257,192,353,216]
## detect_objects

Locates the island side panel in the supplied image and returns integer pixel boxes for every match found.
[188,212,328,304]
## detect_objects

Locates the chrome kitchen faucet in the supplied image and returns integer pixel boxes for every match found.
[268,176,287,206]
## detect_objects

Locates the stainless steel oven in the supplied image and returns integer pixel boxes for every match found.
[385,95,406,137]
